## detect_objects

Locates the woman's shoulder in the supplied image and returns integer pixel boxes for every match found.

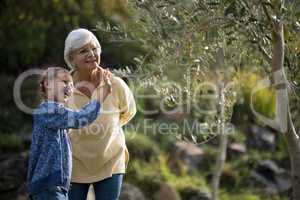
[111,75,128,89]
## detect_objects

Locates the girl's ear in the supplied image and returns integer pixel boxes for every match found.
[40,79,48,95]
[43,80,50,90]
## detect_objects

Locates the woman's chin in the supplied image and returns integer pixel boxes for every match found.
[86,63,98,71]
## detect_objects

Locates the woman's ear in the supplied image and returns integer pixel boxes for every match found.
[69,54,74,64]
[69,54,77,69]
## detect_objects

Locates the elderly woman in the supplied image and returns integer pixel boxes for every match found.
[64,28,136,200]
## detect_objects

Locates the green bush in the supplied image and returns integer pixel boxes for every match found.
[220,191,260,200]
[125,131,160,162]
[159,155,210,199]
[220,189,284,200]
[125,159,162,199]
[125,153,210,200]
[237,71,276,119]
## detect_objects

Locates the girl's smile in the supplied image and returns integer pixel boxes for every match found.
[45,72,73,103]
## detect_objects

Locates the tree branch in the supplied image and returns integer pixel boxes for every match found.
[257,43,272,64]
[261,1,276,31]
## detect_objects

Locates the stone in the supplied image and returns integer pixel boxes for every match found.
[169,141,204,172]
[250,160,291,194]
[227,143,247,159]
[154,183,181,200]
[119,182,146,200]
[185,190,211,200]
[246,125,276,150]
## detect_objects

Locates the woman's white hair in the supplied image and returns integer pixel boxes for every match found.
[64,28,102,69]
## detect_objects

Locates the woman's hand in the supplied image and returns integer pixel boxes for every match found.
[91,66,112,88]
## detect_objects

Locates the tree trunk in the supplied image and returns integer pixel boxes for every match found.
[211,84,228,200]
[285,112,300,200]
[272,17,300,200]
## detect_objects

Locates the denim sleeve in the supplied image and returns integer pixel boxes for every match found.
[42,100,101,130]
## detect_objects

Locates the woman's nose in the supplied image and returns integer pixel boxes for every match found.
[86,49,96,57]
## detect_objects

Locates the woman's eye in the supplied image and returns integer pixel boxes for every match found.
[80,49,87,54]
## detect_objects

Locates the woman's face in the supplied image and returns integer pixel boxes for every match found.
[70,41,101,74]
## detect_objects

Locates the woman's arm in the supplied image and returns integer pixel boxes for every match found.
[115,77,137,126]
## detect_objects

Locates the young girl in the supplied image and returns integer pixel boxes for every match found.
[27,67,111,200]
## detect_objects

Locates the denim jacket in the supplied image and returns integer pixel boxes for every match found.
[27,100,101,194]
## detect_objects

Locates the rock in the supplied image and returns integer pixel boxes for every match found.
[86,183,148,200]
[182,189,211,200]
[250,160,291,194]
[169,141,204,173]
[154,183,181,200]
[120,182,146,200]
[227,143,247,159]
[246,125,276,150]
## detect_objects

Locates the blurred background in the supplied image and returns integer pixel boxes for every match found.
[1,0,300,200]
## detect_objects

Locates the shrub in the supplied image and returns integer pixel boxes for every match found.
[125,131,160,162]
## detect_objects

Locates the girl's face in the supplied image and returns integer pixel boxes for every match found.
[70,41,101,75]
[45,72,73,103]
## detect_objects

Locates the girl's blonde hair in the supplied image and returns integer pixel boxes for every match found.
[39,67,71,99]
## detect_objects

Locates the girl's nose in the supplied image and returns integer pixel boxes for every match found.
[65,84,73,95]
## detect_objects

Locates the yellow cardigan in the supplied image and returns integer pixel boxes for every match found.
[66,76,136,183]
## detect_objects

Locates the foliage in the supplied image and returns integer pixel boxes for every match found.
[237,71,276,119]
[125,151,209,200]
[125,159,162,199]
[159,155,209,191]
[124,128,290,199]
[0,74,36,135]
[101,0,300,125]
[0,0,134,74]
[125,131,160,162]
[1,0,299,199]
[220,190,273,200]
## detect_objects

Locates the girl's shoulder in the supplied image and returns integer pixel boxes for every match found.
[33,101,64,115]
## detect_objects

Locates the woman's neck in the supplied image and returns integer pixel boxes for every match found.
[73,70,91,83]
[72,70,95,98]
